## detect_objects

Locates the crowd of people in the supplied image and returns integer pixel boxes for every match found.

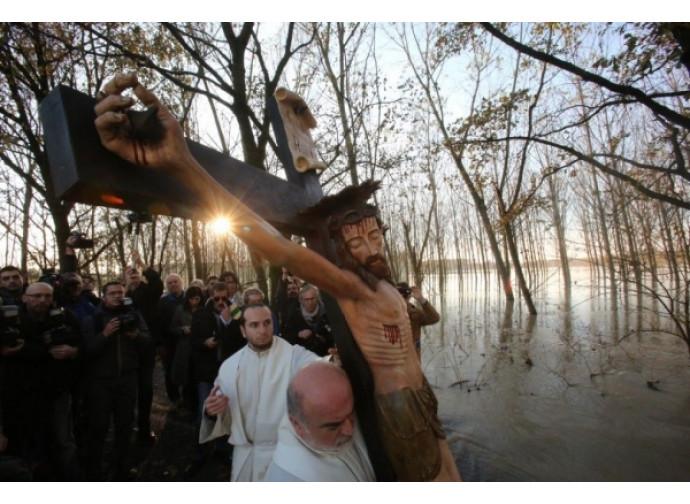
[0,236,441,482]
[2,71,458,482]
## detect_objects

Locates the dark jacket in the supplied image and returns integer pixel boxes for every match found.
[281,304,333,357]
[81,304,151,379]
[274,277,299,329]
[0,286,24,307]
[55,253,97,320]
[80,290,100,308]
[156,292,184,348]
[127,268,163,338]
[60,295,96,323]
[2,307,82,396]
[190,305,245,383]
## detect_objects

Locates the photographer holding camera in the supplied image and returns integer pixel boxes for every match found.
[0,282,81,480]
[81,281,151,481]
[395,282,440,362]
[58,232,98,322]
[124,250,163,444]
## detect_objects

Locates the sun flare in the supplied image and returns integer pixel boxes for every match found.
[210,216,232,235]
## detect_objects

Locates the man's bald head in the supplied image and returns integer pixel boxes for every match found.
[287,362,355,452]
[22,282,54,317]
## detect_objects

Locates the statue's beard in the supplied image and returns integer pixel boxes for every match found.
[335,231,393,291]
[350,252,393,291]
[364,253,392,280]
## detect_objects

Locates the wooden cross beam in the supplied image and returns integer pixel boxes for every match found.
[39,85,323,235]
[39,85,395,481]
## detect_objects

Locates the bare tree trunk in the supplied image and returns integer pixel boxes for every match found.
[192,221,205,280]
[398,24,514,302]
[577,82,617,298]
[313,22,365,186]
[547,175,571,286]
[659,203,681,304]
[182,219,194,283]
[450,202,464,279]
[157,219,175,274]
[617,183,643,289]
[609,184,627,288]
[580,212,597,280]
[504,220,537,314]
[20,165,35,274]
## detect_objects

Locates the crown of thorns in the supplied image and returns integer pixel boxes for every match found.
[300,180,382,238]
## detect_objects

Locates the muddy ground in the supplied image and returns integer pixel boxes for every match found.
[126,361,230,482]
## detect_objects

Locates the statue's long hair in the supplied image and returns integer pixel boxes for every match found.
[301,180,389,292]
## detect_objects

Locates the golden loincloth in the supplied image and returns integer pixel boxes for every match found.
[374,376,445,481]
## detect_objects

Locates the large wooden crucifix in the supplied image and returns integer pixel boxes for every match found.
[39,84,395,481]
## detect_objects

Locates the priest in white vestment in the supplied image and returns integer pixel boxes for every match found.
[264,362,375,482]
[200,304,319,481]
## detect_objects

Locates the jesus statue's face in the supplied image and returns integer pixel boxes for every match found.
[341,216,391,280]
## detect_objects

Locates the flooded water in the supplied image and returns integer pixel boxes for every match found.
[421,268,690,481]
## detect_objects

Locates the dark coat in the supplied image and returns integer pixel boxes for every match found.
[60,295,96,323]
[281,304,333,357]
[0,286,24,307]
[156,292,184,348]
[126,268,163,338]
[190,305,245,383]
[1,307,82,397]
[81,304,151,379]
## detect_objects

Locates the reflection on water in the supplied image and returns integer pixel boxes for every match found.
[421,268,690,481]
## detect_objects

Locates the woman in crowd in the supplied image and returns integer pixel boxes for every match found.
[169,286,204,410]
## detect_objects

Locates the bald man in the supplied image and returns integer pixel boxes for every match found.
[1,282,80,480]
[264,361,375,482]
[201,304,320,481]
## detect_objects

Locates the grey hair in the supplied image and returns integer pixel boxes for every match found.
[298,283,318,300]
[242,287,265,305]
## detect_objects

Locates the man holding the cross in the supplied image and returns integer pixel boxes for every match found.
[94,73,460,482]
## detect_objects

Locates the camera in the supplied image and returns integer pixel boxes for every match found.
[117,298,139,333]
[1,304,21,348]
[127,212,153,235]
[69,230,95,249]
[46,307,79,347]
[127,212,153,224]
[38,268,62,291]
[396,285,411,298]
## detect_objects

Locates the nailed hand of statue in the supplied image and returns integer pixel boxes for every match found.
[94,73,192,174]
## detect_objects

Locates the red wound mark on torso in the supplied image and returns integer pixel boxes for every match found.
[383,324,402,346]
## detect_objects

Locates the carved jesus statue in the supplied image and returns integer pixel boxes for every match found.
[94,73,461,481]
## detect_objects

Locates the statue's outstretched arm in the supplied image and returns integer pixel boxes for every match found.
[94,73,362,300]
